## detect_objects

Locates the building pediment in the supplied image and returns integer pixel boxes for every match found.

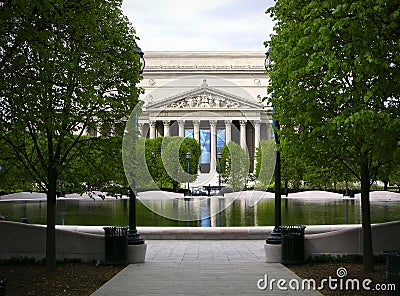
[146,80,263,111]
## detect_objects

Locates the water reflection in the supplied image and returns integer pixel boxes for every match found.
[0,196,399,227]
[199,199,210,227]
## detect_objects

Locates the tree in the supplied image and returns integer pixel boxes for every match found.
[64,136,127,196]
[161,137,200,191]
[144,137,169,189]
[254,139,276,189]
[279,141,307,193]
[127,136,200,192]
[388,150,400,192]
[267,0,400,271]
[283,136,348,192]
[0,0,143,272]
[220,142,250,191]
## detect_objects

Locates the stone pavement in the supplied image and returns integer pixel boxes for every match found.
[91,241,322,295]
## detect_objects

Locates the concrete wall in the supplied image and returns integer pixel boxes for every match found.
[305,221,400,258]
[0,221,104,262]
[57,224,359,240]
[1,221,399,262]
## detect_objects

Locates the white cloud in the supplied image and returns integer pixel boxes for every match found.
[122,0,275,51]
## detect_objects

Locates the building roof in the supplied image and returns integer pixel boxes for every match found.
[143,51,266,75]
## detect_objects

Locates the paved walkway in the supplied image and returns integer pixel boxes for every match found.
[91,241,322,295]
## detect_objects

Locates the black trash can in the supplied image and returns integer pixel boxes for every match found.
[103,227,128,265]
[281,225,306,265]
[383,251,400,296]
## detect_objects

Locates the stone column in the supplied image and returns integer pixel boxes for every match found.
[149,121,156,139]
[254,120,261,150]
[240,120,247,152]
[163,120,170,137]
[210,120,217,173]
[193,120,200,142]
[178,120,185,138]
[225,120,232,144]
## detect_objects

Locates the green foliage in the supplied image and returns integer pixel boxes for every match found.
[132,136,200,191]
[0,0,143,192]
[267,0,400,181]
[254,139,276,189]
[388,161,400,192]
[161,136,200,189]
[0,257,44,266]
[310,254,386,264]
[64,136,127,194]
[0,257,82,265]
[179,137,201,178]
[145,137,168,188]
[0,137,37,192]
[267,0,400,271]
[0,0,143,271]
[220,142,250,191]
[0,135,127,194]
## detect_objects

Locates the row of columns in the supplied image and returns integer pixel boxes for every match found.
[145,120,262,169]
[147,120,261,148]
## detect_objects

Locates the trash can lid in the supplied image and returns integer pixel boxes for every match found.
[280,225,306,234]
[103,226,129,236]
[280,225,306,230]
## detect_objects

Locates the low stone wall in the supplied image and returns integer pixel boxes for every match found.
[0,221,104,262]
[305,220,400,258]
[1,221,399,262]
[58,224,359,240]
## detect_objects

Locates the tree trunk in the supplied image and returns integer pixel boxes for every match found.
[383,180,388,191]
[46,165,57,273]
[284,179,288,197]
[360,157,374,272]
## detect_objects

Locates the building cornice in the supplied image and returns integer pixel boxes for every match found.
[142,51,266,75]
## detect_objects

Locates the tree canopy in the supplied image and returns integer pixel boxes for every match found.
[254,139,276,190]
[267,0,400,271]
[0,0,143,271]
[124,136,200,192]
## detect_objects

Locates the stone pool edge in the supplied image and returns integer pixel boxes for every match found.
[56,224,361,240]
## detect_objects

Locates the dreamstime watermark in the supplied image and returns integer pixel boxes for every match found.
[257,267,396,292]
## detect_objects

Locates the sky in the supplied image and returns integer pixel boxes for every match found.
[121,0,275,51]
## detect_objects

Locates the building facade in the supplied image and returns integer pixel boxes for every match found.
[138,51,272,188]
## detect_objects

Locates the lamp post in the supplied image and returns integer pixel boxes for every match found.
[127,46,146,246]
[128,174,144,245]
[265,49,282,245]
[136,46,145,74]
[186,152,191,196]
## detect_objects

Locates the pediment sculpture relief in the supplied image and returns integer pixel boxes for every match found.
[167,93,242,109]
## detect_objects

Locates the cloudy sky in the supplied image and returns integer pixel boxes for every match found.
[121,0,275,51]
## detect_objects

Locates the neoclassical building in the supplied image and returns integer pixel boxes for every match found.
[138,51,272,187]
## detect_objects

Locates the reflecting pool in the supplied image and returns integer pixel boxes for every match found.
[1,191,399,227]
